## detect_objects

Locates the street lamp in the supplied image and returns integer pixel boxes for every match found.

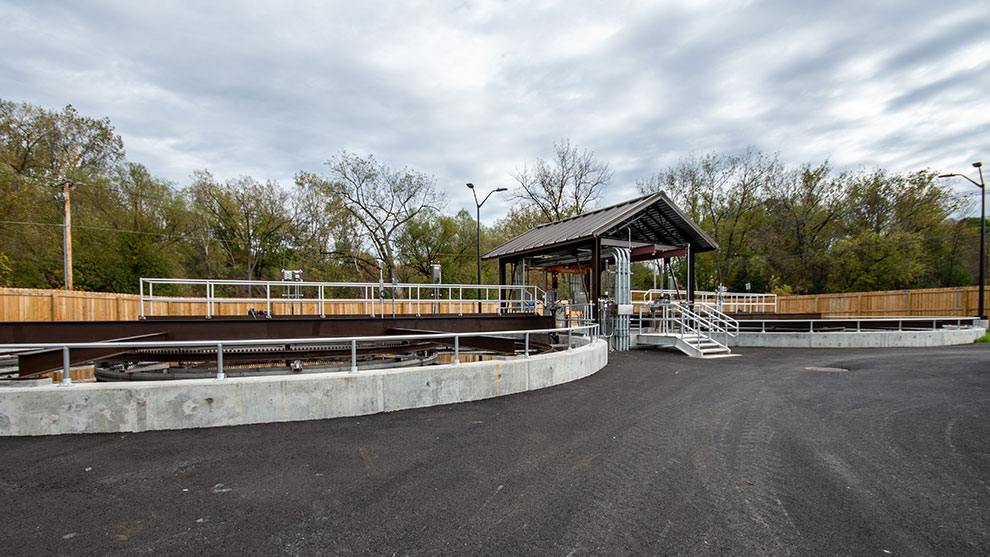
[939,162,986,320]
[467,183,507,313]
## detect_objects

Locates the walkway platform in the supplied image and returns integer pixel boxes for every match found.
[633,332,732,357]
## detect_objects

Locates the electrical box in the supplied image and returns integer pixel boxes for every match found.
[431,263,442,284]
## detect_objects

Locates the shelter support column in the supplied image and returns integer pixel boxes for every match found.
[497,258,506,314]
[592,239,601,321]
[686,244,694,305]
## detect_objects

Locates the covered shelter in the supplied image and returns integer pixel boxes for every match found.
[483,192,717,318]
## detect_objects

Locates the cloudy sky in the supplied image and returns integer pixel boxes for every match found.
[3,0,988,222]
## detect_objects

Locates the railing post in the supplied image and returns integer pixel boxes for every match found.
[59,346,72,386]
[525,332,530,358]
[350,340,358,373]
[216,343,225,380]
[266,283,271,316]
[568,328,573,350]
[454,335,460,365]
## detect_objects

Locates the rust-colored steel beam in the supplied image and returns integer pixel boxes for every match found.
[0,314,552,344]
[16,333,168,378]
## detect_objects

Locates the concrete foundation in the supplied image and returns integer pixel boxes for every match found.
[0,339,608,436]
[729,327,986,348]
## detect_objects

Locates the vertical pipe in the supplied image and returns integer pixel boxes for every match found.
[454,335,460,365]
[350,340,358,373]
[60,346,72,386]
[216,343,225,380]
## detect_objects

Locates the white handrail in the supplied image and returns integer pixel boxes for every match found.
[139,278,547,319]
[634,289,777,313]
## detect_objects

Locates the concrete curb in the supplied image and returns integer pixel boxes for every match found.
[0,339,608,436]
[729,327,986,348]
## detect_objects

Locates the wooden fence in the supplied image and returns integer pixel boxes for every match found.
[777,286,990,317]
[0,287,503,321]
[2,285,988,322]
[0,287,143,322]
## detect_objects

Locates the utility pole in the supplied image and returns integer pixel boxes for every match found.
[61,179,74,291]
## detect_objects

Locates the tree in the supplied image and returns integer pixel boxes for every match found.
[187,171,294,281]
[511,139,612,223]
[395,209,480,283]
[0,99,125,288]
[826,169,960,292]
[756,161,846,293]
[291,170,367,281]
[320,151,444,285]
[70,163,189,292]
[638,148,781,289]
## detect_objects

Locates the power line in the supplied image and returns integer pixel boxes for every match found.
[0,219,191,240]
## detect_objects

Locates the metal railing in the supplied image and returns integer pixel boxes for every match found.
[0,324,600,385]
[739,316,983,334]
[632,301,735,352]
[634,289,777,313]
[694,302,740,345]
[139,278,546,319]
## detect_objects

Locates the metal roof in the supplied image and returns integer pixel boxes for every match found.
[483,192,717,260]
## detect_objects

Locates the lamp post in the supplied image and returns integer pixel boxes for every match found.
[467,183,507,313]
[939,162,986,319]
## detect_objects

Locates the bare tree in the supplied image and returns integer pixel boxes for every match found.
[323,151,444,284]
[511,139,612,222]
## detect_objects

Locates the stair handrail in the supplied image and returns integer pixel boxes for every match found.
[672,302,730,353]
[694,302,740,338]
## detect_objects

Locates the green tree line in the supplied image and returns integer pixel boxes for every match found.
[635,149,984,294]
[1,99,984,295]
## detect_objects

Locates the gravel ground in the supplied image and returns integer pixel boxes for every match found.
[2,344,988,556]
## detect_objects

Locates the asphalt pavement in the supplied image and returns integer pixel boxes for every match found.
[2,345,989,556]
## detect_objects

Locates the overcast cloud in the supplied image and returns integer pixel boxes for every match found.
[2,0,987,221]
